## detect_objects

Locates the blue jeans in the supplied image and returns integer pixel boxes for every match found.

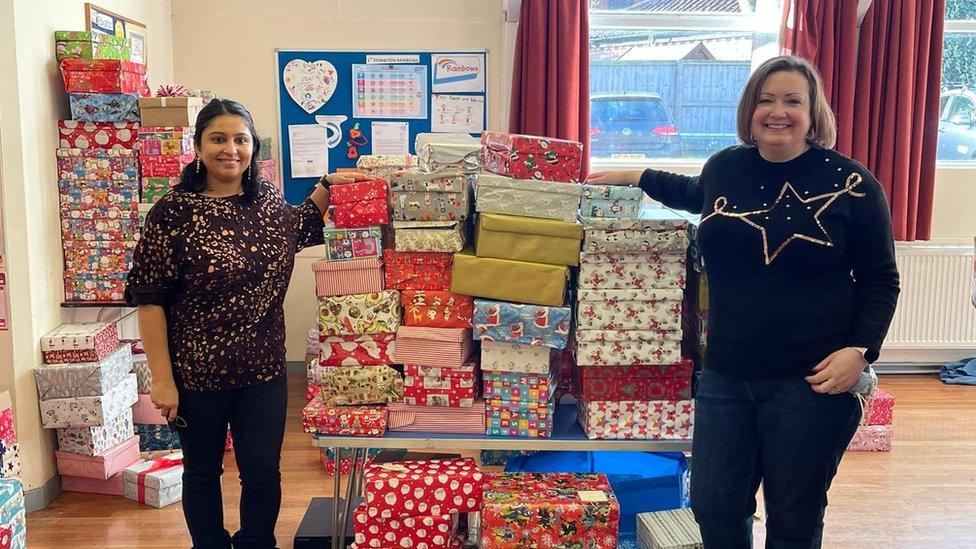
[690,369,861,549]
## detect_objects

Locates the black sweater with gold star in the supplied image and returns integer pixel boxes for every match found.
[639,145,899,380]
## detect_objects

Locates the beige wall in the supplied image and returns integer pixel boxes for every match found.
[0,0,173,492]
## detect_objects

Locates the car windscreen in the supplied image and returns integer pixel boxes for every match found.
[591,98,671,128]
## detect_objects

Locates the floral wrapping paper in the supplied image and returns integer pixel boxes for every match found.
[317,333,396,366]
[362,458,484,519]
[319,365,404,406]
[846,424,892,452]
[317,290,401,336]
[480,341,552,374]
[353,506,459,549]
[41,322,120,364]
[68,92,140,122]
[62,239,135,273]
[131,356,152,393]
[58,120,139,150]
[418,142,482,174]
[578,251,687,290]
[141,153,195,178]
[473,299,571,349]
[580,184,645,219]
[57,408,134,456]
[123,456,183,508]
[59,183,139,210]
[574,329,683,366]
[59,59,147,94]
[401,290,473,328]
[480,131,583,183]
[330,179,390,228]
[389,169,471,221]
[483,372,554,403]
[481,472,620,549]
[55,31,132,61]
[475,174,583,222]
[324,227,383,262]
[133,423,182,452]
[56,148,139,181]
[34,344,132,400]
[312,258,384,297]
[576,362,694,401]
[64,273,128,302]
[392,220,466,253]
[576,289,683,331]
[485,399,555,438]
[383,250,453,291]
[301,400,388,436]
[394,327,473,368]
[865,388,894,426]
[356,154,416,181]
[579,400,694,440]
[61,215,140,241]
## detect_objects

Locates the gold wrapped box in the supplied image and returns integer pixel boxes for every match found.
[450,249,568,307]
[475,213,582,266]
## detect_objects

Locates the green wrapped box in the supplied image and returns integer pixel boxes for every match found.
[55,31,131,61]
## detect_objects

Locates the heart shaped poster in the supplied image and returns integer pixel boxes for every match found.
[283,59,338,114]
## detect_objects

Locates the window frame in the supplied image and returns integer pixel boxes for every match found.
[939,15,976,165]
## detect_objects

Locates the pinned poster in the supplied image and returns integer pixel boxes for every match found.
[432,94,485,134]
[371,122,410,155]
[431,54,485,93]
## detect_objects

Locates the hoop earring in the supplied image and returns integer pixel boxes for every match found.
[195,158,201,173]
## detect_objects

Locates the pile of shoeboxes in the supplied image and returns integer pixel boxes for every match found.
[137,88,200,206]
[0,393,21,481]
[130,347,181,454]
[847,388,895,452]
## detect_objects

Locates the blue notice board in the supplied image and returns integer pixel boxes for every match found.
[275,50,489,204]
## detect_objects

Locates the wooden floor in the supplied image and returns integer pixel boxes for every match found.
[25,373,976,548]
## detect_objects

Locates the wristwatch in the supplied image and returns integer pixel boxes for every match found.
[318,176,331,191]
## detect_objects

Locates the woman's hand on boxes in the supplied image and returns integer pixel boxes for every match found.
[585,169,643,187]
[151,378,180,422]
[310,171,374,214]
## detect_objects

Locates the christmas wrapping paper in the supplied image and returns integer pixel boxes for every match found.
[576,289,683,331]
[57,408,133,456]
[138,97,204,127]
[392,220,466,253]
[132,394,167,425]
[133,423,181,452]
[362,458,484,519]
[34,344,132,399]
[317,290,401,336]
[475,174,583,222]
[401,290,473,328]
[383,250,453,291]
[0,479,24,542]
[62,239,135,273]
[59,59,146,94]
[59,183,139,210]
[472,299,571,349]
[576,367,693,401]
[131,356,152,393]
[68,92,140,122]
[574,330,683,366]
[394,327,473,368]
[58,120,138,150]
[579,400,694,440]
[140,183,172,204]
[451,252,568,308]
[140,153,194,177]
[866,388,895,426]
[330,179,390,228]
[54,435,139,479]
[55,31,131,61]
[387,401,486,434]
[475,213,583,266]
[418,142,481,174]
[389,169,471,221]
[321,448,381,476]
[319,365,404,406]
[353,506,458,549]
[403,368,477,408]
[403,363,478,379]
[41,322,120,364]
[580,184,645,219]
[306,358,328,387]
[60,204,136,220]
[61,472,124,496]
[637,508,703,549]
[56,147,139,180]
[480,341,552,374]
[846,424,892,452]
[312,258,383,297]
[317,333,396,366]
[582,229,689,254]
[480,131,583,183]
[0,403,15,449]
[301,400,388,436]
[486,398,555,438]
[306,384,321,403]
[324,226,383,262]
[123,454,183,508]
[578,251,687,290]
[137,132,193,156]
[581,211,689,232]
[61,215,139,241]
[481,473,620,549]
[64,273,128,302]
[356,154,416,181]
[482,371,554,403]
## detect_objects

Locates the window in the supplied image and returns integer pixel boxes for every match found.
[940,0,976,162]
[589,0,783,163]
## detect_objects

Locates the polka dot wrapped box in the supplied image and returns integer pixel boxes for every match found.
[362,458,484,520]
[353,505,460,549]
[57,120,139,150]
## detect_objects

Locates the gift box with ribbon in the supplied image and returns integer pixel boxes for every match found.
[123,453,184,508]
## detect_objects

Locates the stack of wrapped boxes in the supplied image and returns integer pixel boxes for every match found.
[575,207,695,440]
[34,323,139,496]
[127,341,180,452]
[0,479,26,548]
[256,137,281,193]
[137,96,201,205]
[847,388,895,452]
[56,31,145,302]
[0,393,21,480]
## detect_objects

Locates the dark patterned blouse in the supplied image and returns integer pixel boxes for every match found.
[125,182,324,391]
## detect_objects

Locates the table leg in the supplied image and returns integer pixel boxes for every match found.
[331,446,342,549]
[337,446,363,547]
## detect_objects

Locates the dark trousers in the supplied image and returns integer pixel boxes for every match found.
[176,377,288,549]
[690,369,861,549]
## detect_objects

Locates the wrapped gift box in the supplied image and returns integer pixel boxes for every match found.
[56,147,139,181]
[41,322,119,364]
[302,400,388,436]
[582,209,689,232]
[0,479,24,538]
[415,132,479,151]
[847,424,892,452]
[475,174,583,222]
[418,142,481,174]
[134,423,181,452]
[637,508,703,549]
[138,131,193,156]
[324,226,383,262]
[401,290,473,328]
[353,506,458,549]
[481,341,552,374]
[483,371,554,402]
[60,204,136,220]
[582,210,690,254]
[451,251,568,308]
[311,257,383,297]
[141,153,195,178]
[575,361,694,401]
[34,344,132,399]
[187,88,218,102]
[131,355,152,393]
[475,213,583,266]
[318,333,396,366]
[387,400,486,434]
[395,326,472,368]
[140,184,171,204]
[0,396,16,448]
[330,179,390,228]
[123,454,183,508]
[383,250,452,291]
[68,92,140,122]
[579,251,687,290]
[579,400,694,440]
[61,472,124,496]
[389,169,471,221]
[866,388,895,426]
[62,239,135,273]
[61,215,140,242]
[138,97,204,127]
[392,220,465,253]
[306,357,328,387]
[59,183,139,209]
[257,158,280,192]
[574,330,683,366]
[55,31,131,61]
[403,362,478,380]
[356,154,416,182]
[317,290,401,336]
[320,365,404,406]
[132,394,167,425]
[486,398,555,438]
[472,299,571,349]
[403,362,477,407]
[57,408,133,456]
[0,442,20,480]
[60,59,146,94]
[63,272,128,302]
[58,120,139,150]
[580,184,645,219]
[480,132,583,183]
[576,289,683,331]
[54,435,139,479]
[321,447,381,476]
[362,458,484,519]
[482,473,620,549]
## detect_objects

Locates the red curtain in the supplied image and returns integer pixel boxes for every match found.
[781,0,946,241]
[509,0,590,178]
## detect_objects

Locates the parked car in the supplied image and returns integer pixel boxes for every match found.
[938,88,976,161]
[590,94,683,159]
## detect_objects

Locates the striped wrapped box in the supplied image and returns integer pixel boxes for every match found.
[394,327,473,368]
[55,435,140,479]
[636,508,703,549]
[311,257,383,297]
[388,400,486,434]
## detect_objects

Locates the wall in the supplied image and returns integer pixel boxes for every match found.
[0,0,173,498]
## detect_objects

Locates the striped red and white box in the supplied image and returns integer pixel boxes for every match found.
[311,257,383,298]
[394,326,473,368]
[132,394,167,425]
[388,400,486,434]
[61,471,125,496]
[55,435,140,479]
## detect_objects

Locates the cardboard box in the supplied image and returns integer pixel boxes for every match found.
[138,97,204,127]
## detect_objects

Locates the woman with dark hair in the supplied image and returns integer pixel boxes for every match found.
[588,56,900,547]
[126,98,366,549]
